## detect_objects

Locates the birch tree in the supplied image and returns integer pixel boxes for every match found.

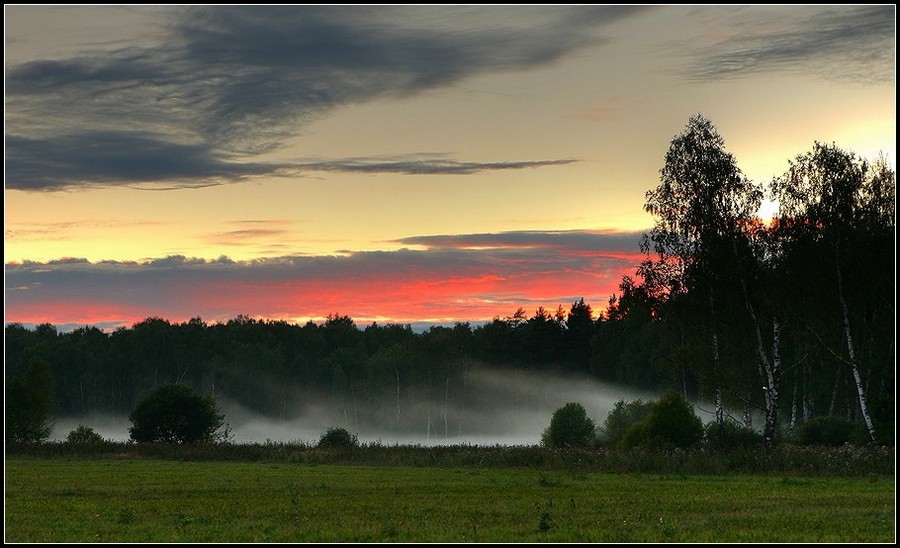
[771,143,895,443]
[643,114,763,429]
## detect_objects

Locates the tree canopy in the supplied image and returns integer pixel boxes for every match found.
[128,384,227,444]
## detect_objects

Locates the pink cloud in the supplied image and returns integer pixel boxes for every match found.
[5,230,645,328]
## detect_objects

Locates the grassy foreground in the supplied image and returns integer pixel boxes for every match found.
[5,458,895,542]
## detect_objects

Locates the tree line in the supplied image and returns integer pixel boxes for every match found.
[5,301,639,435]
[5,114,894,446]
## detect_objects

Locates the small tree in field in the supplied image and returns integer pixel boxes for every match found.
[66,425,105,445]
[317,426,359,448]
[541,402,597,448]
[128,384,227,444]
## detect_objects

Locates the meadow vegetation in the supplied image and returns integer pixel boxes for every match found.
[5,449,894,543]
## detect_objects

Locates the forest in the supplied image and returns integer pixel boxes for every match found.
[5,115,895,447]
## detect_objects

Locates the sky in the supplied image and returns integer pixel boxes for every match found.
[4,5,896,332]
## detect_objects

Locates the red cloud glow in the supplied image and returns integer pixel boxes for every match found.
[5,230,646,329]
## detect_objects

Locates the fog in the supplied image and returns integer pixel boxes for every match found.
[51,368,723,446]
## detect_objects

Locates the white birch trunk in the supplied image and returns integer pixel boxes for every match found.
[708,292,725,427]
[395,366,401,422]
[834,241,877,442]
[763,317,781,446]
[711,331,724,426]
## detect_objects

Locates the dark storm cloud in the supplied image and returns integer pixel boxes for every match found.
[5,6,650,191]
[167,5,647,146]
[5,132,279,191]
[685,5,895,83]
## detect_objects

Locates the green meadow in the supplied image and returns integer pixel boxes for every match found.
[5,455,895,543]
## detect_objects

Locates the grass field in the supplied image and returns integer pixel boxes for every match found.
[5,458,895,542]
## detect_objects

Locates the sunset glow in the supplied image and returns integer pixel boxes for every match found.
[4,5,895,331]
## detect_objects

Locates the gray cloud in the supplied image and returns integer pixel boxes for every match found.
[5,6,649,191]
[684,5,895,83]
[294,157,578,176]
[5,131,279,191]
[396,230,642,254]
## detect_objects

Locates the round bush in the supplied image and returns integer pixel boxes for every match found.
[621,390,704,449]
[541,402,597,448]
[703,420,763,449]
[128,384,226,444]
[795,416,855,446]
[66,425,105,444]
[317,426,359,448]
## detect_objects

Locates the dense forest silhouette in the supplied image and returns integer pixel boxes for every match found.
[6,116,895,446]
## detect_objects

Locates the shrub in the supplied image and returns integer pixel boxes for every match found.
[599,399,652,446]
[795,416,855,446]
[541,402,597,448]
[621,390,704,449]
[317,427,359,448]
[703,420,763,449]
[66,425,105,444]
[128,384,227,444]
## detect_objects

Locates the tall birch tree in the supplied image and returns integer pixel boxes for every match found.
[771,143,895,443]
[643,114,762,429]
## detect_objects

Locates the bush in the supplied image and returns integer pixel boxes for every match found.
[703,420,763,449]
[795,416,855,446]
[66,425,105,444]
[128,384,227,444]
[541,402,597,448]
[317,427,359,448]
[600,399,652,446]
[621,390,704,449]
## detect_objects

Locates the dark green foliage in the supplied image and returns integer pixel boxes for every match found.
[317,426,359,448]
[704,421,763,449]
[5,358,56,443]
[541,402,597,448]
[621,390,704,449]
[600,399,652,446]
[795,416,856,447]
[66,425,105,444]
[128,384,226,444]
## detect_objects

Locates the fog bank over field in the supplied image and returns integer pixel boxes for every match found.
[51,369,719,446]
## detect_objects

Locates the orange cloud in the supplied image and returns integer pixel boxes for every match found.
[5,230,645,329]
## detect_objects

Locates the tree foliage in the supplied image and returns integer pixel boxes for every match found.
[599,398,652,446]
[621,390,704,449]
[541,402,597,448]
[128,384,226,444]
[317,426,360,448]
[66,425,105,444]
[703,421,763,450]
[794,416,857,447]
[611,114,894,447]
[5,358,56,444]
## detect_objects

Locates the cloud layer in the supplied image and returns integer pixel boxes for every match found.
[5,230,644,328]
[683,5,895,83]
[6,6,646,191]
